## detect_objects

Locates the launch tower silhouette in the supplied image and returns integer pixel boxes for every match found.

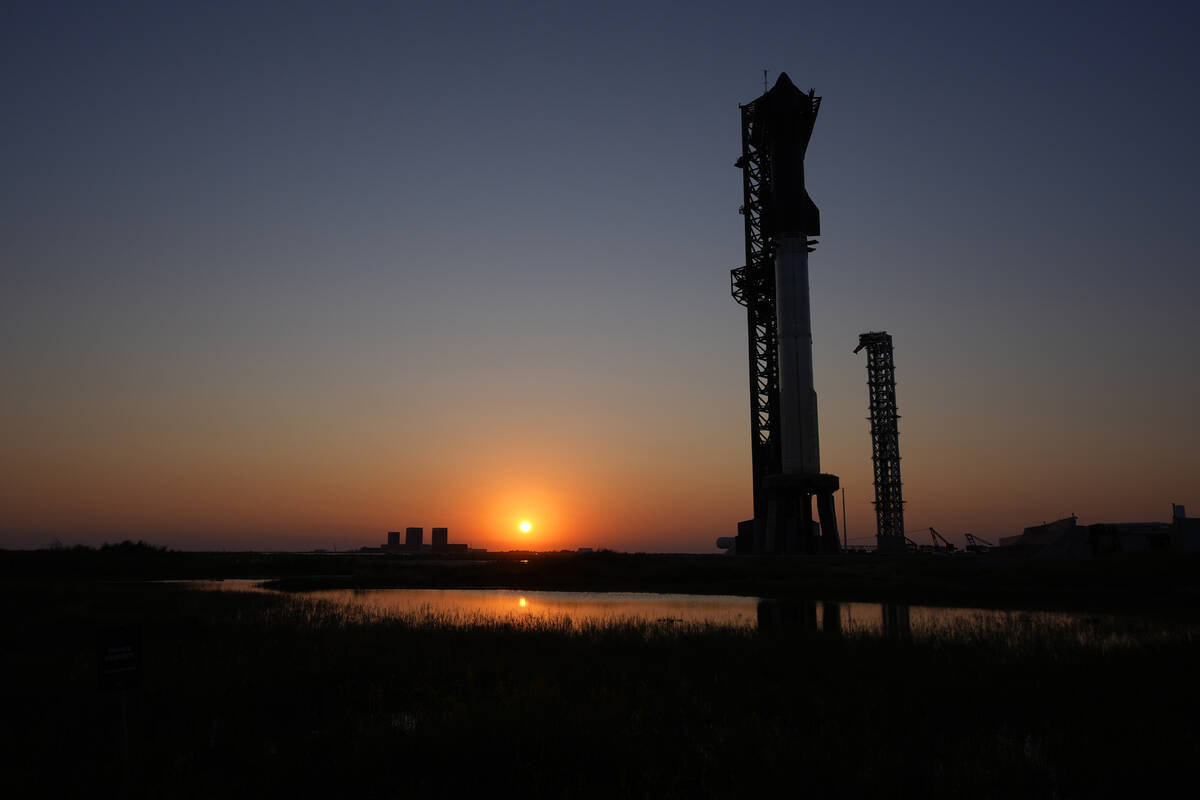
[854,332,906,552]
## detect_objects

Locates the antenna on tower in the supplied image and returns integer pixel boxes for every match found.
[763,69,768,91]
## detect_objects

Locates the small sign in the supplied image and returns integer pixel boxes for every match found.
[97,625,141,692]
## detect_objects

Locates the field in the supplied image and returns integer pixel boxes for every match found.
[4,546,1200,797]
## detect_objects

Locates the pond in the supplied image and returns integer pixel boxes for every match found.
[193,580,1110,638]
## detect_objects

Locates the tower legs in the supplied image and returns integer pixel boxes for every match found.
[737,473,841,555]
[816,491,840,554]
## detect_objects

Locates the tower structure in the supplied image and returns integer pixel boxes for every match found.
[853,332,906,552]
[729,73,840,555]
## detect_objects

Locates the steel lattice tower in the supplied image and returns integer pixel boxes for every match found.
[730,94,794,517]
[854,332,906,552]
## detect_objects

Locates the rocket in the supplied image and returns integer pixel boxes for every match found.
[730,72,840,555]
[750,73,821,241]
[753,73,822,476]
[775,236,820,474]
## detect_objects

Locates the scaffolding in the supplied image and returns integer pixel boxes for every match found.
[730,96,789,520]
[854,332,906,552]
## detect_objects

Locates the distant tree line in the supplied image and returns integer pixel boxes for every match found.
[44,539,169,553]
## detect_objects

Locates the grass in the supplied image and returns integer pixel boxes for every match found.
[4,578,1199,798]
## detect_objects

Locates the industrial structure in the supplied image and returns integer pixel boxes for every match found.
[383,527,468,553]
[729,73,840,555]
[905,527,955,553]
[964,533,995,552]
[854,332,906,553]
[997,505,1200,556]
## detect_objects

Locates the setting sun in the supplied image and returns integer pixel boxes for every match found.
[519,520,532,533]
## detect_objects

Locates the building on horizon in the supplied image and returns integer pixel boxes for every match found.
[381,526,469,553]
[405,527,422,549]
[997,505,1198,556]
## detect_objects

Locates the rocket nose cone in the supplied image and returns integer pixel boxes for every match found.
[773,72,798,91]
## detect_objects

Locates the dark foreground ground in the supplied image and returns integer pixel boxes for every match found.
[3,548,1200,797]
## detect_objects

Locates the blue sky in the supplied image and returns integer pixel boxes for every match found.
[2,1,1197,549]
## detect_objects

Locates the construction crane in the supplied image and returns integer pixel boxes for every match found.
[929,527,956,553]
[906,527,956,553]
[964,533,994,553]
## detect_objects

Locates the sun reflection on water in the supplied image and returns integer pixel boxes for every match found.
[187,582,1193,645]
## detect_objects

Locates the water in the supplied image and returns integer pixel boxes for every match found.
[193,580,1108,636]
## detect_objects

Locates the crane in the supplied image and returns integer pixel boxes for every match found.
[929,527,957,553]
[906,527,956,553]
[964,533,994,553]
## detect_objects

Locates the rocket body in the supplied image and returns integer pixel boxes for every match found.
[730,73,841,555]
[774,235,820,475]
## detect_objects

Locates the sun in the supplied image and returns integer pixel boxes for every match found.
[519,520,532,534]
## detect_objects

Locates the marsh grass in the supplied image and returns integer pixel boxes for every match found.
[224,582,1200,653]
[4,581,1199,798]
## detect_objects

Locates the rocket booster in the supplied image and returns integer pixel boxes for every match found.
[775,236,820,474]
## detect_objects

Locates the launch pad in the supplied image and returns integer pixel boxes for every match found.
[730,73,840,555]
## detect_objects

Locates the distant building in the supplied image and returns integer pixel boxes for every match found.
[1089,521,1171,555]
[381,526,469,554]
[405,527,423,549]
[999,506,1193,557]
[1171,504,1200,551]
[998,516,1086,556]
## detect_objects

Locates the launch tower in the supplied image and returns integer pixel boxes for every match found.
[854,332,906,553]
[730,73,840,555]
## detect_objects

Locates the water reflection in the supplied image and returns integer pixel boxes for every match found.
[754,600,911,639]
[823,601,842,636]
[756,598,817,634]
[881,603,912,640]
[310,588,762,628]
[192,581,1104,637]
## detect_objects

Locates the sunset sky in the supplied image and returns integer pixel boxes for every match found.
[3,0,1198,551]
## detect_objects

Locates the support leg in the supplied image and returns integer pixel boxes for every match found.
[783,494,799,554]
[763,498,778,554]
[817,491,841,554]
[800,494,815,554]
